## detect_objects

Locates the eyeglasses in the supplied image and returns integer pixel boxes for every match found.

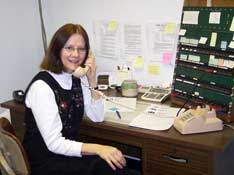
[63,46,87,54]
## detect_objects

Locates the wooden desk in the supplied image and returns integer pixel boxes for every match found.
[1,100,234,175]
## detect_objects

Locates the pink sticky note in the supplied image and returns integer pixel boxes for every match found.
[162,52,172,64]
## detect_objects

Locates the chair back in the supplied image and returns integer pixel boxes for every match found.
[0,117,30,175]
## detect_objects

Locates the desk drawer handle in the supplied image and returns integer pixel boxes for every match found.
[163,154,188,163]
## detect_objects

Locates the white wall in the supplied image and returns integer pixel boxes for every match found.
[42,0,184,86]
[0,0,44,114]
[42,0,184,47]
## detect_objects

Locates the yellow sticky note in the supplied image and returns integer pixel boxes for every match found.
[108,21,118,31]
[210,32,217,47]
[165,22,176,34]
[133,57,144,68]
[148,65,160,75]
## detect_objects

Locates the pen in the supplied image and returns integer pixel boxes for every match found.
[115,110,122,119]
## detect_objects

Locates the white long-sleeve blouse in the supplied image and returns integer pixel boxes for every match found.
[25,71,104,157]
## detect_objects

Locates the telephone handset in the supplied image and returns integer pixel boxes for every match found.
[72,51,93,78]
[173,105,223,134]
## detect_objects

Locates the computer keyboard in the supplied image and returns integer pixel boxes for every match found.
[140,86,171,102]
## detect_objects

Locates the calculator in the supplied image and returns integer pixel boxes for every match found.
[140,86,171,102]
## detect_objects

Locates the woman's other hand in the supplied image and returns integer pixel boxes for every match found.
[96,145,126,170]
[81,143,126,170]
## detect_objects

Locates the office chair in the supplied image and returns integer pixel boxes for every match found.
[0,117,30,175]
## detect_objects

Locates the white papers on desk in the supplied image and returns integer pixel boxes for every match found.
[129,104,179,131]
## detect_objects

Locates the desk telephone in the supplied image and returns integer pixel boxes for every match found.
[173,105,223,134]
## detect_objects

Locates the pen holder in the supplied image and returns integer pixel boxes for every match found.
[121,80,138,97]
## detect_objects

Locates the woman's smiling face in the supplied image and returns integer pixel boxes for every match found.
[60,34,87,73]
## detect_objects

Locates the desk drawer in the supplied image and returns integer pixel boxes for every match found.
[145,140,210,175]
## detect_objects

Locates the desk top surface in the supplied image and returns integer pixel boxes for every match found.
[1,99,234,152]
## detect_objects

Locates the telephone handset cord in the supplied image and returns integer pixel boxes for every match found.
[176,69,214,117]
[80,78,135,111]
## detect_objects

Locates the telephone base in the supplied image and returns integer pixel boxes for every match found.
[174,106,223,135]
[174,120,223,135]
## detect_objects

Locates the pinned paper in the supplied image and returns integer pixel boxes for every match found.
[199,37,208,44]
[180,54,187,60]
[223,60,229,68]
[189,39,199,46]
[218,59,224,67]
[230,17,234,31]
[108,21,118,31]
[210,32,217,47]
[133,56,144,69]
[165,22,176,34]
[188,54,200,62]
[209,55,215,65]
[182,11,199,25]
[228,60,234,68]
[209,55,218,66]
[209,12,221,24]
[220,41,227,50]
[214,58,219,66]
[148,65,160,75]
[225,60,233,68]
[228,41,234,49]
[179,29,186,36]
[162,52,172,64]
[180,37,188,44]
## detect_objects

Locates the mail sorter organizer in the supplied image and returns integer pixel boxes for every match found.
[180,7,234,52]
[171,7,234,122]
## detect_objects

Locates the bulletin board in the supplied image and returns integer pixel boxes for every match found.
[44,0,184,87]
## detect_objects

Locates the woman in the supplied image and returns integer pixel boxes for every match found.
[23,23,126,175]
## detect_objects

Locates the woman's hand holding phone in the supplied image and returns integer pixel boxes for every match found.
[73,66,89,78]
[72,51,96,79]
[73,51,97,88]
